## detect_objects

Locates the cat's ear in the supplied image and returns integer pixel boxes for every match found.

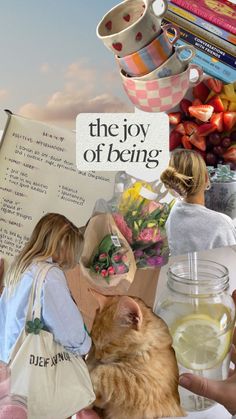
[115,296,143,330]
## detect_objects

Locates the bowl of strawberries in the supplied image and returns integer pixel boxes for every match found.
[168,77,236,170]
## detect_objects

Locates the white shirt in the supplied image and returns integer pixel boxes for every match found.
[0,261,91,362]
[166,200,236,256]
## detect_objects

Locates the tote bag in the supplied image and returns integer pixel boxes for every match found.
[9,263,95,419]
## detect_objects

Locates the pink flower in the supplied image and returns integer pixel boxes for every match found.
[115,263,128,274]
[142,201,163,215]
[99,252,108,261]
[101,269,108,277]
[134,249,144,258]
[95,265,100,272]
[113,213,133,244]
[113,253,122,262]
[137,227,161,243]
[108,266,115,275]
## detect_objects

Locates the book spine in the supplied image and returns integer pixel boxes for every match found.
[165,11,236,56]
[163,18,236,69]
[168,2,236,45]
[170,0,236,35]
[172,38,236,83]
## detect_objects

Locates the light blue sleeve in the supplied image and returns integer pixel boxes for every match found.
[41,266,91,356]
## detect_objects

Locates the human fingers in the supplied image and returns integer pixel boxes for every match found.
[179,373,227,407]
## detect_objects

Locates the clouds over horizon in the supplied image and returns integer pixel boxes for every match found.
[18,61,132,126]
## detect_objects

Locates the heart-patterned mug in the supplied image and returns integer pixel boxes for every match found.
[97,0,169,57]
[133,45,196,80]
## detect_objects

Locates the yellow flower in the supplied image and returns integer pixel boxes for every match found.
[118,181,154,213]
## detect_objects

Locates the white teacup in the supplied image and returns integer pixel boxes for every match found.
[133,45,196,81]
[97,0,168,57]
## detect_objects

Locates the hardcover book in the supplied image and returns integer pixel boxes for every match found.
[168,1,236,45]
[172,37,236,83]
[164,14,236,68]
[170,0,236,35]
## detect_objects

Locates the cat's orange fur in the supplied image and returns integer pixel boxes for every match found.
[87,296,185,419]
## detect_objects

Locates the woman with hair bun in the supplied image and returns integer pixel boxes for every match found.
[160,149,236,256]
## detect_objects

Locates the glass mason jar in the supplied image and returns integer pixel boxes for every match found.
[155,258,236,412]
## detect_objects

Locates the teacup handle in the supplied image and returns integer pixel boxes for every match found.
[162,23,180,45]
[188,64,204,86]
[147,0,168,18]
[176,45,196,64]
[123,0,169,17]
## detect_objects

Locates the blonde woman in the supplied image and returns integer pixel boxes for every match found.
[160,149,236,256]
[0,213,91,363]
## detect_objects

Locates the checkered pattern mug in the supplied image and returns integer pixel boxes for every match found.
[120,64,203,112]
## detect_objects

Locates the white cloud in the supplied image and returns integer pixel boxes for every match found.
[18,61,132,126]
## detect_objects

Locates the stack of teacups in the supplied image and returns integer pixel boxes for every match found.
[97,0,202,112]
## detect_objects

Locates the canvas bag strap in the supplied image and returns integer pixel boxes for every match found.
[32,262,56,320]
[25,262,54,322]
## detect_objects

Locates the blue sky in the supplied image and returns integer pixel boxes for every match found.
[0,0,131,129]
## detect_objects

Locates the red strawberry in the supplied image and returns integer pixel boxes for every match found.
[168,112,182,125]
[183,121,198,136]
[210,112,223,132]
[197,123,217,136]
[105,20,112,31]
[205,77,223,93]
[192,98,202,106]
[123,14,130,22]
[175,123,186,135]
[193,81,210,102]
[180,98,192,116]
[136,32,143,41]
[182,135,192,149]
[170,130,182,151]
[189,105,214,122]
[189,133,206,151]
[112,42,122,51]
[223,112,236,131]
[223,145,236,163]
[207,96,224,112]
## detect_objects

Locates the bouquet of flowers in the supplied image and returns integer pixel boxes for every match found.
[91,234,129,283]
[113,181,174,268]
[79,213,136,295]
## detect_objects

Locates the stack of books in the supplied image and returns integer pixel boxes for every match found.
[163,0,236,83]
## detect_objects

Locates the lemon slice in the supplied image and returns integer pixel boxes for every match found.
[171,314,231,370]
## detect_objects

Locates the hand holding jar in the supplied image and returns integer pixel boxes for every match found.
[179,290,236,417]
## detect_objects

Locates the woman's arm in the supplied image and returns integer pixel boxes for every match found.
[41,266,91,356]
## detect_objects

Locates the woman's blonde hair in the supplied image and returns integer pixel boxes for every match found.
[5,213,84,289]
[160,149,207,198]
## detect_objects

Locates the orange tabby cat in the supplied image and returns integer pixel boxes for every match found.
[87,295,185,419]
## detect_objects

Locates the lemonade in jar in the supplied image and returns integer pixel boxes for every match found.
[155,258,236,411]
